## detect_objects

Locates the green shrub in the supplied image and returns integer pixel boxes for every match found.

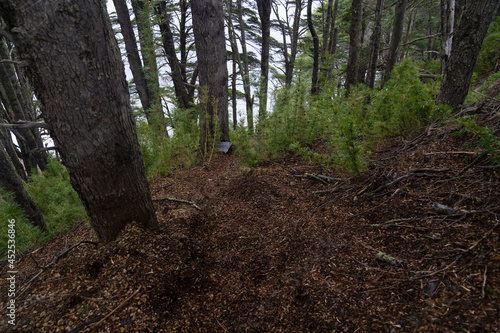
[137,108,199,179]
[26,159,87,234]
[0,158,87,258]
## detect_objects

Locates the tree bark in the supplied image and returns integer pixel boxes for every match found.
[0,0,158,242]
[382,0,408,85]
[345,0,364,91]
[440,0,455,74]
[192,0,229,153]
[257,0,271,119]
[307,0,320,95]
[437,0,500,108]
[0,136,47,231]
[366,0,384,89]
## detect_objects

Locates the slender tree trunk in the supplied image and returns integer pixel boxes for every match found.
[257,0,271,120]
[130,0,166,135]
[285,0,304,86]
[0,0,158,242]
[192,0,229,152]
[345,0,364,91]
[156,1,192,112]
[227,2,238,129]
[112,0,152,116]
[0,39,47,173]
[236,0,254,132]
[437,0,500,108]
[0,128,26,180]
[366,0,384,89]
[0,137,47,231]
[307,0,320,94]
[326,0,340,82]
[382,0,408,85]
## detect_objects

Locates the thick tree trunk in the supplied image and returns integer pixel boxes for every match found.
[437,0,500,108]
[382,0,408,85]
[192,0,229,152]
[0,137,47,231]
[307,0,320,95]
[345,0,364,91]
[0,0,158,242]
[366,0,384,89]
[257,0,271,120]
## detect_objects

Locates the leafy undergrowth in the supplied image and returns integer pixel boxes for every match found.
[1,108,499,332]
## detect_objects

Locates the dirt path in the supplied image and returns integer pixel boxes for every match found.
[1,125,499,332]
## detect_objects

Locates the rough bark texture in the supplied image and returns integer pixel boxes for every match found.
[437,0,500,108]
[0,0,158,242]
[366,0,384,89]
[345,0,364,91]
[0,137,47,231]
[192,0,229,150]
[382,0,408,85]
[257,0,271,119]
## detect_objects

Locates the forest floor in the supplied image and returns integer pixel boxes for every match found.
[1,107,500,332]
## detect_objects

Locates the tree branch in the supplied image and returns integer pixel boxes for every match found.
[0,120,51,130]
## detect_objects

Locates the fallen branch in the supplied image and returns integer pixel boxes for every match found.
[153,197,201,210]
[365,217,416,228]
[373,173,413,193]
[312,182,339,194]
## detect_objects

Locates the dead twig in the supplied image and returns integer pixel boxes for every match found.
[455,152,488,178]
[415,219,499,280]
[17,241,98,299]
[482,266,488,299]
[373,173,413,193]
[91,287,142,328]
[153,197,201,210]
